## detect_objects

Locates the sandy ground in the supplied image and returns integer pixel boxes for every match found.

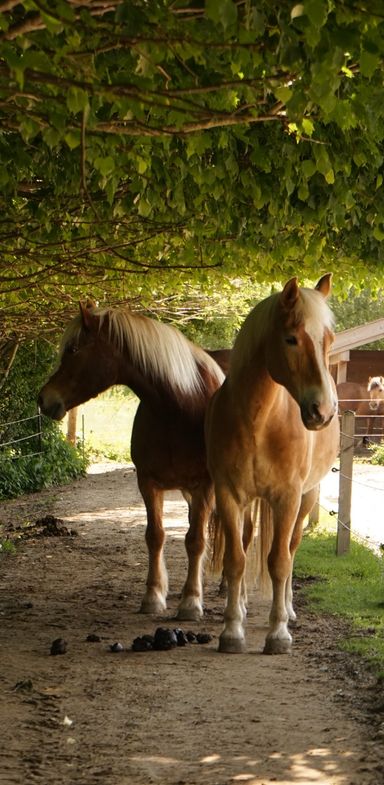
[0,463,384,785]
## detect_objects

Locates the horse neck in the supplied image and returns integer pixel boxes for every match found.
[228,353,284,420]
[115,345,216,416]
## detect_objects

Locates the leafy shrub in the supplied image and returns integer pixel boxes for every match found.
[370,441,384,466]
[0,425,88,501]
[0,339,89,499]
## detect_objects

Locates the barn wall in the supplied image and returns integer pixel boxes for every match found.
[346,350,383,383]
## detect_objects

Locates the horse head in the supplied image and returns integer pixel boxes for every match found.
[38,304,120,419]
[269,274,338,431]
[368,375,384,411]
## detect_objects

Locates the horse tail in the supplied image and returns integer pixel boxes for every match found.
[208,498,273,593]
[252,497,273,598]
[208,507,225,577]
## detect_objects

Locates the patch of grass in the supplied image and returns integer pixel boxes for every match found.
[0,538,16,557]
[295,530,384,675]
[67,387,138,462]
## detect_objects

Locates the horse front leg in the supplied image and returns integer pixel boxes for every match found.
[217,493,247,653]
[285,486,319,623]
[177,486,213,621]
[264,498,300,655]
[137,477,168,614]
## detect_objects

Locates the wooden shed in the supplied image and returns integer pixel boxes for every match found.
[330,318,384,383]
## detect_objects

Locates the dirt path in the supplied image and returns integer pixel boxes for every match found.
[0,464,383,785]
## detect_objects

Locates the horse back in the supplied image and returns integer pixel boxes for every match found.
[337,381,366,412]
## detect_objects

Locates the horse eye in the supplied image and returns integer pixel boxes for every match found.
[285,336,297,346]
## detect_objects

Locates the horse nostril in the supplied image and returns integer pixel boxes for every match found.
[310,403,324,424]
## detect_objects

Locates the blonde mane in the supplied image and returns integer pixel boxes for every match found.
[61,306,225,397]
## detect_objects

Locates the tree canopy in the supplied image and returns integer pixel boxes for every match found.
[1,0,384,344]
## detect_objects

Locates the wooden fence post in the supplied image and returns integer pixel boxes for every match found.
[336,410,355,556]
[66,407,78,446]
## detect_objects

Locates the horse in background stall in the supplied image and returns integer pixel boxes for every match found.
[206,274,339,655]
[368,376,384,410]
[38,302,226,621]
[337,376,384,440]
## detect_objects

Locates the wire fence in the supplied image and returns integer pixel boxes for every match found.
[1,409,383,555]
[314,409,384,556]
[0,412,43,461]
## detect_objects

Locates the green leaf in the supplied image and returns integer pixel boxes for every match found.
[360,50,379,79]
[137,197,152,217]
[40,12,63,34]
[274,85,292,104]
[42,127,62,148]
[205,0,237,29]
[304,0,328,28]
[302,118,314,136]
[66,87,89,115]
[94,156,115,176]
[302,159,316,178]
[136,156,149,174]
[20,117,40,142]
[64,130,81,149]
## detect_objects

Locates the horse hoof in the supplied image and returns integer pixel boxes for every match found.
[218,635,246,654]
[139,598,166,614]
[175,607,203,622]
[263,637,292,655]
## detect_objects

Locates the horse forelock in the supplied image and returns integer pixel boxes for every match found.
[58,314,83,359]
[299,288,334,336]
[368,376,384,392]
[61,306,223,399]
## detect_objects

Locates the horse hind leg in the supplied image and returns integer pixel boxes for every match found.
[137,478,168,614]
[218,504,254,603]
[217,495,247,654]
[176,487,213,621]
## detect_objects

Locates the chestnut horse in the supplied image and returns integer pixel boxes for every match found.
[205,275,340,654]
[368,376,384,412]
[337,376,384,438]
[38,303,226,620]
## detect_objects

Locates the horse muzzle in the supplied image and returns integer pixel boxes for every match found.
[300,401,336,431]
[38,390,66,421]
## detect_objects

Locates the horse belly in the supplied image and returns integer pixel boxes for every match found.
[302,415,340,493]
[132,405,208,491]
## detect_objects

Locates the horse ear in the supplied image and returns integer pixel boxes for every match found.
[315,273,332,298]
[79,301,96,330]
[281,277,299,310]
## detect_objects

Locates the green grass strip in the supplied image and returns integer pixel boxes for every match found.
[295,531,384,676]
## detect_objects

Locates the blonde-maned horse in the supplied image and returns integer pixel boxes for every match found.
[368,375,384,410]
[205,275,340,654]
[38,302,226,620]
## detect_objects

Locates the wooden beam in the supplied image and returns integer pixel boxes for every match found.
[332,318,384,355]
